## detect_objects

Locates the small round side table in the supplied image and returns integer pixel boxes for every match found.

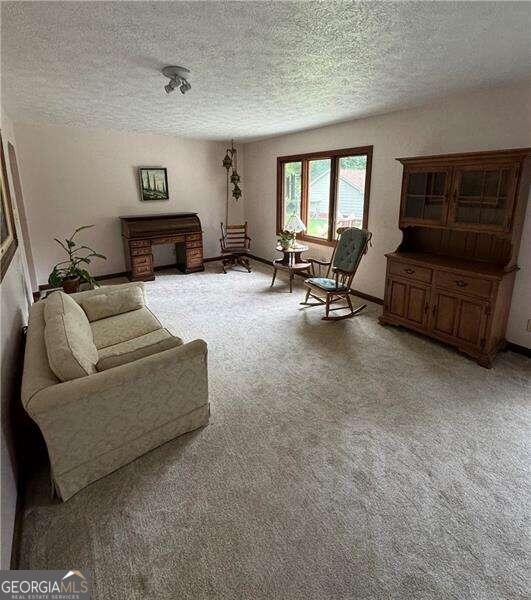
[271,244,311,293]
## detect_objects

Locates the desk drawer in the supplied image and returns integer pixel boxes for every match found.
[129,240,150,248]
[133,264,153,276]
[187,233,202,242]
[187,248,202,259]
[389,260,432,284]
[131,255,152,267]
[186,240,203,249]
[153,235,185,245]
[434,271,493,299]
[130,247,151,256]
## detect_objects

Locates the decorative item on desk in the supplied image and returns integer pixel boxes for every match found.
[48,225,107,293]
[284,213,306,246]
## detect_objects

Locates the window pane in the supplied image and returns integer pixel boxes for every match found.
[335,155,367,232]
[283,162,302,227]
[308,159,331,238]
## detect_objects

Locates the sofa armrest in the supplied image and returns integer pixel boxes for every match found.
[25,339,208,477]
[27,338,207,415]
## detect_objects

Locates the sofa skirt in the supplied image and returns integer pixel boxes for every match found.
[54,403,210,501]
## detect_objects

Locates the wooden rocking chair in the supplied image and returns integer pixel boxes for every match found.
[220,222,252,273]
[301,227,372,320]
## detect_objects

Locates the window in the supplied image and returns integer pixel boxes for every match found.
[277,146,372,246]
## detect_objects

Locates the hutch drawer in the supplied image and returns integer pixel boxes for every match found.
[433,271,493,300]
[389,260,432,283]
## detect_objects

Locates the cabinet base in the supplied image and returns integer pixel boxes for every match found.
[379,313,497,368]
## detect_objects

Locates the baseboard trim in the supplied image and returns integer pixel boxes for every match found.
[350,289,383,305]
[35,257,225,298]
[247,254,383,305]
[248,253,272,266]
[506,342,531,358]
[203,255,223,263]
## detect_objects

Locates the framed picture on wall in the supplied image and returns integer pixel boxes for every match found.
[0,131,18,281]
[138,167,169,201]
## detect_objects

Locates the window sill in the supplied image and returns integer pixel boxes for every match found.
[298,234,336,247]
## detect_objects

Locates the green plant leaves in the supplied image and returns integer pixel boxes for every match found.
[48,225,106,288]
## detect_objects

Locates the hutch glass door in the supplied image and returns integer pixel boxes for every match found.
[401,168,450,225]
[450,164,516,231]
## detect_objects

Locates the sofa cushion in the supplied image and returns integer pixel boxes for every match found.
[96,329,183,371]
[90,307,163,349]
[79,286,145,322]
[44,291,98,381]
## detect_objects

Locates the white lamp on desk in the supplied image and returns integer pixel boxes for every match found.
[284,214,306,248]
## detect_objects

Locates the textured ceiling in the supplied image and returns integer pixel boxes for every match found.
[2,1,531,141]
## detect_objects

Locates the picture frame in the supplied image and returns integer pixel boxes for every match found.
[138,167,169,201]
[0,131,18,281]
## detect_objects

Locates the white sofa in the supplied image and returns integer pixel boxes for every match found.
[21,282,209,501]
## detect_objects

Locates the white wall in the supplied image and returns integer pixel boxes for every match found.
[243,83,531,347]
[0,114,32,569]
[13,123,245,285]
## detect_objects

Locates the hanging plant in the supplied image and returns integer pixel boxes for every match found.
[232,183,242,200]
[222,141,243,205]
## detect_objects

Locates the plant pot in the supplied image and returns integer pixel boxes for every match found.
[62,276,81,294]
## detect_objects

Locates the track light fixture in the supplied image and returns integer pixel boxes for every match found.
[162,66,191,95]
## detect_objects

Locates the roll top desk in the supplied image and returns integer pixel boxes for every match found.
[121,213,204,281]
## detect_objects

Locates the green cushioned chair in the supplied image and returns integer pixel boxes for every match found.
[301,227,372,320]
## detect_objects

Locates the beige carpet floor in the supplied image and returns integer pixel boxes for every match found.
[19,261,530,599]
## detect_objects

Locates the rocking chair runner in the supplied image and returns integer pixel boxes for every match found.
[301,227,372,320]
[220,222,252,273]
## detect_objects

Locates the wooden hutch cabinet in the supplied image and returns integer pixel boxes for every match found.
[380,148,530,367]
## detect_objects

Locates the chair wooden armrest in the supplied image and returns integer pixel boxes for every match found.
[307,258,331,277]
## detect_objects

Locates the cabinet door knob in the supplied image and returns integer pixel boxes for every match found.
[404,268,415,274]
[455,280,467,288]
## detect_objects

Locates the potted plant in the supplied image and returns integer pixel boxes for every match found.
[277,230,295,251]
[48,225,107,294]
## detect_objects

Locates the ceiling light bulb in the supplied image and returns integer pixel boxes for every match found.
[164,80,177,94]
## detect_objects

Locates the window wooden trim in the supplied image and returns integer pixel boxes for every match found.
[276,145,373,246]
